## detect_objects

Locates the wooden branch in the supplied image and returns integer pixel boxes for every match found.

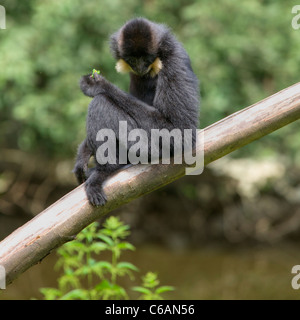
[1,82,300,286]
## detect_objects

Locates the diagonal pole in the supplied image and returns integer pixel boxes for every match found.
[0,82,300,286]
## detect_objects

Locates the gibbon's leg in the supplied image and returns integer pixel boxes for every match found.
[73,139,92,184]
[84,92,131,206]
[85,162,124,206]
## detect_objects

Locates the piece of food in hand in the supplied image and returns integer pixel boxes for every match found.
[91,69,101,78]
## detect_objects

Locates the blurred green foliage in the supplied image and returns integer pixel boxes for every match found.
[40,217,173,300]
[0,0,299,160]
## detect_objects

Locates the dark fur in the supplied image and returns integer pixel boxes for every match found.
[74,18,200,206]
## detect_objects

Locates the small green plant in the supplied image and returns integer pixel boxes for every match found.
[40,216,174,300]
[132,272,174,300]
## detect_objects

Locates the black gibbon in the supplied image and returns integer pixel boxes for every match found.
[74,18,200,206]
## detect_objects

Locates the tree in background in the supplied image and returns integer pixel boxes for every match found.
[0,0,299,161]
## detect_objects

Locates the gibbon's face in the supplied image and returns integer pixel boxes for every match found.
[113,19,163,77]
[116,55,162,77]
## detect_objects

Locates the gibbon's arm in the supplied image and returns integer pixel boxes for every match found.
[153,57,200,129]
[80,73,168,127]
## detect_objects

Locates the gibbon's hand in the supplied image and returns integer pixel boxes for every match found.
[79,73,107,97]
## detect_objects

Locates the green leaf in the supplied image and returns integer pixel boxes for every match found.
[87,258,96,266]
[77,222,99,242]
[94,280,128,300]
[116,262,139,272]
[95,279,113,290]
[96,234,114,246]
[155,286,175,294]
[131,287,152,295]
[93,261,112,271]
[55,255,82,271]
[112,225,131,239]
[100,229,112,236]
[75,265,92,276]
[89,261,112,277]
[60,289,90,300]
[65,241,86,251]
[58,274,81,291]
[103,216,123,230]
[117,242,135,251]
[142,272,160,288]
[40,288,62,300]
[89,242,109,253]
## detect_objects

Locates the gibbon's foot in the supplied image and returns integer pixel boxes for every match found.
[85,180,107,207]
[73,164,87,184]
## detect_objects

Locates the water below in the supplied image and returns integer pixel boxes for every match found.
[1,243,300,300]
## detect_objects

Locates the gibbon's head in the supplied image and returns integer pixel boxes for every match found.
[110,18,164,77]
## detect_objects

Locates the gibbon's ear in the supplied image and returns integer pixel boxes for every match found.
[149,58,163,77]
[115,59,133,74]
